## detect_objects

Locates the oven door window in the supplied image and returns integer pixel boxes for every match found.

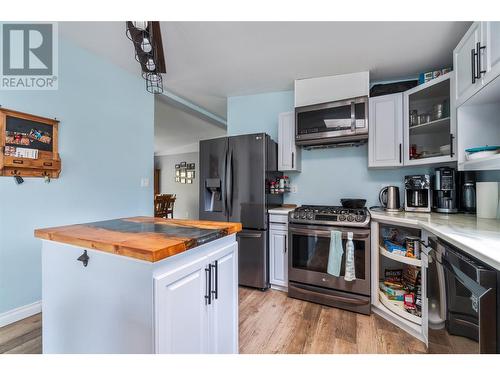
[291,233,366,280]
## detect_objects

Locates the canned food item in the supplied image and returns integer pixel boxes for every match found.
[406,236,420,259]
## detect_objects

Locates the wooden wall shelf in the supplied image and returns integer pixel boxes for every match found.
[0,108,61,179]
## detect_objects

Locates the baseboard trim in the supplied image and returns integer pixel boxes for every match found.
[0,300,42,328]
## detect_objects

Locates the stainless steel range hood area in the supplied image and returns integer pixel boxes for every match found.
[295,96,369,148]
[294,71,370,148]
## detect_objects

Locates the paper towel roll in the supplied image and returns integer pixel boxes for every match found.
[476,182,499,219]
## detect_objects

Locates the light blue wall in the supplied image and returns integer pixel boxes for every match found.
[227,91,434,207]
[0,37,154,314]
[228,91,294,141]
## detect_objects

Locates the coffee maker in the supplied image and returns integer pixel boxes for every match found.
[458,171,476,214]
[433,167,458,213]
[405,175,432,212]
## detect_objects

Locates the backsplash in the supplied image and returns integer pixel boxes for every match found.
[227,90,500,207]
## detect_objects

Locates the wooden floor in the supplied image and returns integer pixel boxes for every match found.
[0,313,42,354]
[0,287,475,354]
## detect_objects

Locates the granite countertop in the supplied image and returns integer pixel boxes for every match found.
[34,216,242,262]
[369,208,500,270]
[268,206,296,215]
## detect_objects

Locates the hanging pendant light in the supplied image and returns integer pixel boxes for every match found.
[132,21,148,30]
[141,37,152,53]
[145,72,163,94]
[145,58,156,71]
[126,21,165,94]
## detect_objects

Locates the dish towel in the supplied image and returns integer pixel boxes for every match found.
[344,231,356,281]
[327,230,344,277]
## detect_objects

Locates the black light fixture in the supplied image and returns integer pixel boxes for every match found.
[126,21,166,94]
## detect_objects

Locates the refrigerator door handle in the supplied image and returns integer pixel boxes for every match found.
[226,149,233,216]
[223,146,228,216]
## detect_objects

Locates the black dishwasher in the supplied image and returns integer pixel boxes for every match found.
[429,237,498,353]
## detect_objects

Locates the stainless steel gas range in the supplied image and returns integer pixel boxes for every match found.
[287,205,371,315]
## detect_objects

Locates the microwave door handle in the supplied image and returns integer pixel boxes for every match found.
[350,101,356,132]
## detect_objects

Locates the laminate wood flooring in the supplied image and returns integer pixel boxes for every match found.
[0,288,475,354]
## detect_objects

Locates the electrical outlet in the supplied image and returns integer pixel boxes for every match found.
[140,177,150,188]
[290,184,298,193]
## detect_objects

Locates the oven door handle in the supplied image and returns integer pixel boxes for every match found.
[289,227,370,239]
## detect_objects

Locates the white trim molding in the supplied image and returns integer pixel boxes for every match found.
[0,300,42,328]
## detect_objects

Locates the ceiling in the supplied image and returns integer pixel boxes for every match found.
[60,21,471,119]
[154,95,226,156]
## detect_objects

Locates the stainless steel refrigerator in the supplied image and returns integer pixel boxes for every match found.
[199,133,283,289]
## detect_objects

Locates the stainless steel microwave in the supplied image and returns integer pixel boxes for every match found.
[295,96,369,147]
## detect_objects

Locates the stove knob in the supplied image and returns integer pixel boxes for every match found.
[300,213,306,219]
[339,215,346,221]
[347,215,354,222]
[355,215,364,222]
[307,213,314,220]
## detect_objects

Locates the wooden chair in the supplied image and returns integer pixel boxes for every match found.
[154,194,176,218]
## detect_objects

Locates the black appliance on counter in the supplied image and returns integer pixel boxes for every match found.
[457,171,477,214]
[404,175,432,212]
[199,133,282,290]
[287,205,371,315]
[428,237,498,353]
[433,167,458,213]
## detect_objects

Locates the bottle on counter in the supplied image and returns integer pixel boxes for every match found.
[279,177,285,193]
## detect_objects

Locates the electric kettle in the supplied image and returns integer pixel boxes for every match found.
[379,186,401,212]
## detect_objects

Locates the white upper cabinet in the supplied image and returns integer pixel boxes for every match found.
[454,22,500,107]
[294,71,369,107]
[482,21,500,87]
[368,93,403,168]
[454,22,483,106]
[403,73,457,166]
[278,111,301,172]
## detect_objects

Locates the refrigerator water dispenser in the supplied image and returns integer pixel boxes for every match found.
[204,178,223,212]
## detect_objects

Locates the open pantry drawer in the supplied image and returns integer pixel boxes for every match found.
[371,220,430,345]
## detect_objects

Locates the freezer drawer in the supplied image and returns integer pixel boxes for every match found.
[237,229,269,289]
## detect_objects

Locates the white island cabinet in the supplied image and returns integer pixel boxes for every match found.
[36,216,240,354]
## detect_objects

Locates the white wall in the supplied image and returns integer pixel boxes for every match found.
[155,152,199,219]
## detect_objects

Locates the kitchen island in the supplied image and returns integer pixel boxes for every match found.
[34,216,242,354]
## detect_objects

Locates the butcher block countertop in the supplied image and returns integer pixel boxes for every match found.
[34,216,242,262]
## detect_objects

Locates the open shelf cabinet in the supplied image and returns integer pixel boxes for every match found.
[371,220,430,344]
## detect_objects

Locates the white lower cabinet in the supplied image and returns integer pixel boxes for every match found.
[154,256,210,354]
[154,241,238,354]
[208,244,238,353]
[270,224,288,289]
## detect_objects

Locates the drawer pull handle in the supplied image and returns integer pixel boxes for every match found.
[43,162,53,166]
[13,160,23,164]
[77,250,89,267]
